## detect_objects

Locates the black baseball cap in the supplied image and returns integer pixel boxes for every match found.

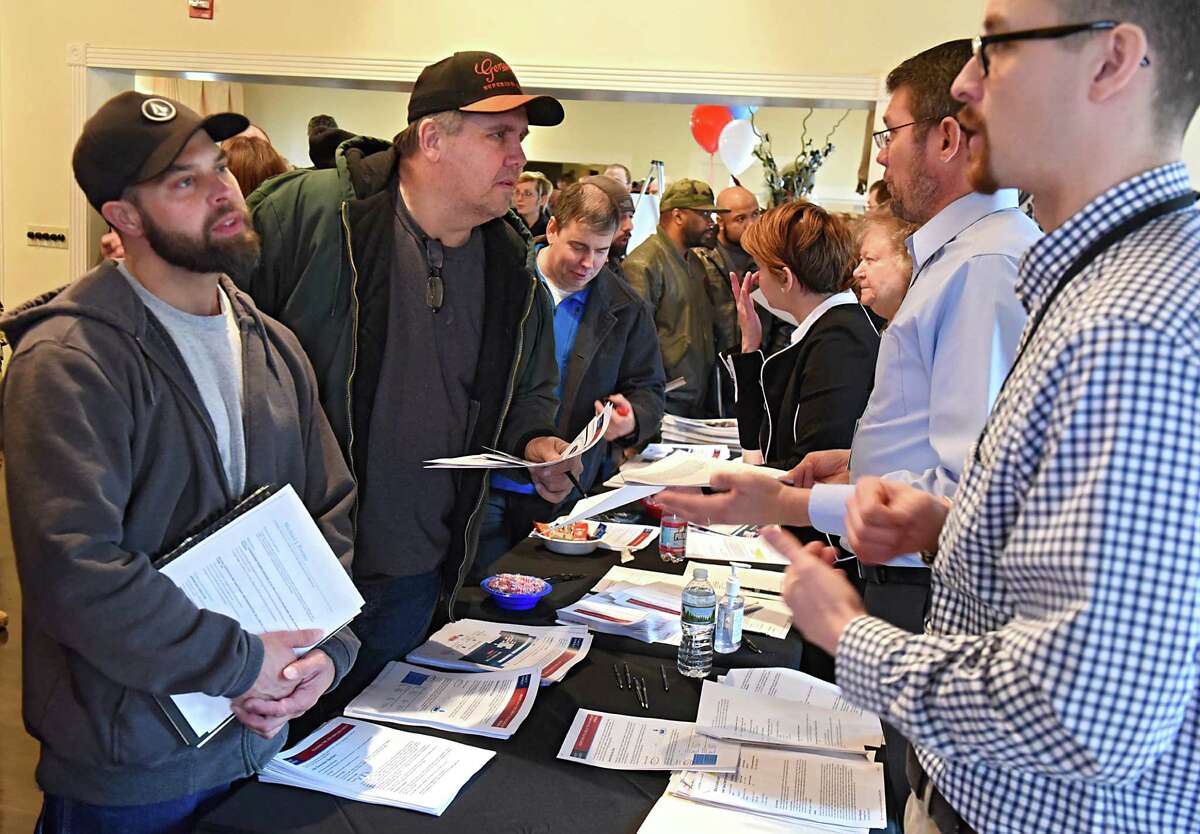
[407,51,564,127]
[73,91,249,211]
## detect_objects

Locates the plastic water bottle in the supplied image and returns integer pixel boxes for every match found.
[659,513,687,563]
[714,565,745,654]
[677,567,716,678]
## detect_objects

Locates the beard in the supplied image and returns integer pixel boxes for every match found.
[142,206,261,279]
[888,161,940,224]
[689,225,718,249]
[957,105,1001,195]
[610,233,630,260]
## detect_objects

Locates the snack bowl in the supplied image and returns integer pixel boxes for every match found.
[531,521,605,556]
[481,573,552,610]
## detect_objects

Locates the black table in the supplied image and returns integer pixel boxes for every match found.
[199,534,891,832]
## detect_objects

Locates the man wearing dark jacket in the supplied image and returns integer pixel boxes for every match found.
[478,177,666,570]
[239,51,580,696]
[1,92,359,833]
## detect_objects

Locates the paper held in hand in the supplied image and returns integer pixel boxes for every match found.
[344,660,540,739]
[156,484,365,746]
[406,620,591,686]
[557,709,740,772]
[621,455,790,488]
[260,718,494,816]
[425,402,612,469]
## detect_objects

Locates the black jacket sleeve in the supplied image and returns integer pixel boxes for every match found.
[614,296,667,448]
[730,350,768,452]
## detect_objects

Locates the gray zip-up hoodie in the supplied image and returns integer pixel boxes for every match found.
[0,262,358,805]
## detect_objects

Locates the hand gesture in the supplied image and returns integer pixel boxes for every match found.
[765,527,866,656]
[789,449,851,488]
[656,469,811,527]
[844,477,951,565]
[730,271,763,354]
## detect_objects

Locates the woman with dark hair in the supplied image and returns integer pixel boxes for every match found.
[220,135,290,198]
[729,200,880,472]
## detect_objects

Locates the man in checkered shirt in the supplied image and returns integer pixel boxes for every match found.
[758,0,1200,831]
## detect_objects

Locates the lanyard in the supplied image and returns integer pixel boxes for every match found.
[972,190,1199,464]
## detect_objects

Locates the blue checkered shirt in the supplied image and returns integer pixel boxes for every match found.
[837,164,1200,832]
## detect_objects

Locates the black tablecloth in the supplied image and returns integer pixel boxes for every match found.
[199,533,890,832]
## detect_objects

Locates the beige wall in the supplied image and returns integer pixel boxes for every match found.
[241,81,869,210]
[5,0,1200,307]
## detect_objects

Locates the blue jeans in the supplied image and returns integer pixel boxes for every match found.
[338,570,442,700]
[37,783,231,834]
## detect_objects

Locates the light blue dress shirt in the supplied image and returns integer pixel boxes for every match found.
[809,190,1041,566]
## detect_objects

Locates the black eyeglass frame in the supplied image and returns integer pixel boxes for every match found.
[871,117,952,150]
[972,20,1149,76]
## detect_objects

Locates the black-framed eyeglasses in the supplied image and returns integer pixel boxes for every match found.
[872,117,950,150]
[972,20,1150,77]
[424,237,444,312]
[681,208,721,222]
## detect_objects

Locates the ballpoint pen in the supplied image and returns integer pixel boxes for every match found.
[624,662,633,689]
[639,677,650,710]
[743,635,763,654]
[659,664,670,692]
[614,662,625,689]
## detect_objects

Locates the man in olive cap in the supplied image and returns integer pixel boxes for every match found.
[623,178,727,416]
[240,51,581,702]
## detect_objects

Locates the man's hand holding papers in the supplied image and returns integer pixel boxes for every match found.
[233,637,336,739]
[524,436,585,503]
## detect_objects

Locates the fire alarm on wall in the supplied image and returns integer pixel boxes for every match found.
[188,0,213,20]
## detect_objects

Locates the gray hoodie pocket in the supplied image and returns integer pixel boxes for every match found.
[110,688,187,766]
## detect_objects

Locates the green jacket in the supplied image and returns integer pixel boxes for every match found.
[622,227,718,417]
[239,136,560,614]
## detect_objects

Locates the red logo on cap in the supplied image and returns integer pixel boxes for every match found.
[474,58,513,84]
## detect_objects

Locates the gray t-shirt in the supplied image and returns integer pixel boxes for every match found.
[353,192,486,579]
[120,265,246,497]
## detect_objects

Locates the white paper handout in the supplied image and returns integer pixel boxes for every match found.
[260,718,493,816]
[622,456,790,488]
[344,661,540,739]
[695,680,883,754]
[425,403,612,469]
[557,709,740,772]
[640,774,856,834]
[721,667,868,717]
[590,566,688,596]
[673,745,885,830]
[686,528,790,566]
[550,483,664,526]
[158,485,365,744]
[406,620,591,686]
[556,594,681,645]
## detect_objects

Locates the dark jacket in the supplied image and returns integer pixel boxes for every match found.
[529,242,665,492]
[622,227,718,417]
[241,136,560,614]
[0,265,358,805]
[732,301,879,471]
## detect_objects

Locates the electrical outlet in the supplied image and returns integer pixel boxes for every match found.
[26,226,69,249]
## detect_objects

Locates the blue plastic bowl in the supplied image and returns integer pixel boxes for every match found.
[481,574,552,611]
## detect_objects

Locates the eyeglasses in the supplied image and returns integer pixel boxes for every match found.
[972,20,1150,77]
[872,117,949,150]
[424,237,444,313]
[681,208,720,222]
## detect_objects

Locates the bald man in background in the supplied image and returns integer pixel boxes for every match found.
[694,186,793,413]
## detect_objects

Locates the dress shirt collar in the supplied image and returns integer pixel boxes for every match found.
[788,290,861,346]
[1016,162,1193,313]
[907,189,1021,277]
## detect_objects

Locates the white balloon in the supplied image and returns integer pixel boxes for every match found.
[718,119,757,175]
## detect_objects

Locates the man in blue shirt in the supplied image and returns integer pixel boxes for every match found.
[657,40,1041,817]
[478,178,666,572]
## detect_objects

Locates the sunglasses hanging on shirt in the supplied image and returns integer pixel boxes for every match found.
[425,237,445,313]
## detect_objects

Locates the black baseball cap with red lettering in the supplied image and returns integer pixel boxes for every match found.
[72,91,249,211]
[407,51,564,127]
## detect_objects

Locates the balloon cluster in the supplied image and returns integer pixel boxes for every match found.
[688,105,760,175]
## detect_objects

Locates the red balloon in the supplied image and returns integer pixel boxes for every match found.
[690,105,733,154]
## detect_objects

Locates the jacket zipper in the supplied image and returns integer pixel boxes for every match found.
[339,202,363,527]
[448,279,537,620]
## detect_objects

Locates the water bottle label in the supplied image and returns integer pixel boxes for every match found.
[682,602,715,625]
[660,524,686,551]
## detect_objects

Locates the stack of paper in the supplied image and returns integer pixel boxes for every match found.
[670,746,886,831]
[695,680,883,755]
[406,620,591,686]
[640,443,731,461]
[260,718,494,816]
[557,710,740,773]
[661,414,741,448]
[426,404,611,469]
[344,661,539,740]
[640,776,848,834]
[685,527,790,566]
[719,667,868,717]
[556,582,682,644]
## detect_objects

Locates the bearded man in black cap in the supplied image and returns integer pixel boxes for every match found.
[240,52,581,697]
[1,91,359,833]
